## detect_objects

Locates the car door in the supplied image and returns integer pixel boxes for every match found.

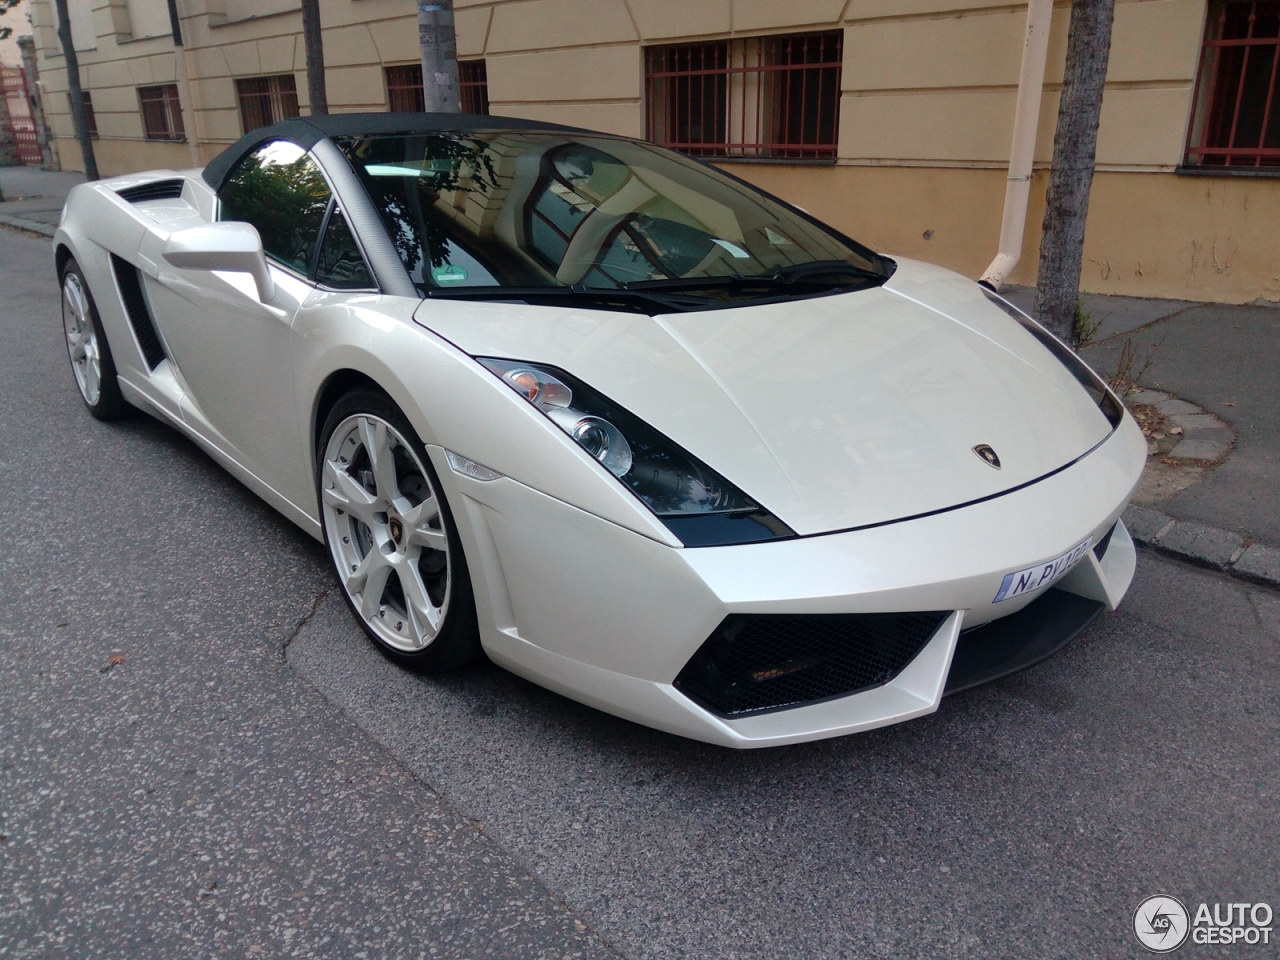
[140,139,330,510]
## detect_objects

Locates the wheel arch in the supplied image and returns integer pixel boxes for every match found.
[55,242,75,282]
[311,367,388,463]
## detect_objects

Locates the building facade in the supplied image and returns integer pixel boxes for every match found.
[24,0,1280,304]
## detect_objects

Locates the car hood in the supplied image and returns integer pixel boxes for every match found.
[414,258,1114,536]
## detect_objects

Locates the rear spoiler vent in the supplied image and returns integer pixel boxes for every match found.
[115,179,186,203]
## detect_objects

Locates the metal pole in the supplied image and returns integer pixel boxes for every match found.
[301,0,328,116]
[165,0,201,168]
[417,0,459,113]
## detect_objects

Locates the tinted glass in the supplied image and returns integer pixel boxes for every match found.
[337,132,886,302]
[219,140,331,275]
[314,205,374,289]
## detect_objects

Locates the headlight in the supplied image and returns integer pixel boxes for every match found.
[478,358,795,547]
[982,289,1124,428]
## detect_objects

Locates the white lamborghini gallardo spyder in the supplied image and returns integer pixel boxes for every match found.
[54,113,1145,747]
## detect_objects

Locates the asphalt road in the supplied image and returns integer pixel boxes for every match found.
[3,225,1278,958]
[0,228,610,958]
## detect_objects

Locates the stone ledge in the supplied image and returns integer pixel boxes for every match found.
[1122,505,1280,589]
[1234,543,1280,589]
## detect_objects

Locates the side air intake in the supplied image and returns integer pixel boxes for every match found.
[110,254,166,370]
[674,611,950,716]
[115,179,186,203]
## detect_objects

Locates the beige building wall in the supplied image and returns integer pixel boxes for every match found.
[26,0,1280,304]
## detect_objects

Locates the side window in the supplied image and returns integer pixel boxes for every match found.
[315,206,374,289]
[219,140,331,275]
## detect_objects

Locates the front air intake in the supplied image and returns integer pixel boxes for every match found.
[674,611,950,716]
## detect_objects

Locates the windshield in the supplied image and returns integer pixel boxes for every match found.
[336,131,889,309]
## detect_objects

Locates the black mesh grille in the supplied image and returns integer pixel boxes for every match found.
[1093,522,1117,561]
[115,179,186,203]
[111,254,166,370]
[674,611,949,716]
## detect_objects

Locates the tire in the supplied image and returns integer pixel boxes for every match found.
[317,388,482,672]
[60,258,131,421]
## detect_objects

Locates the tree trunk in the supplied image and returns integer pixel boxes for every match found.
[301,0,328,116]
[418,0,459,113]
[1034,0,1115,341]
[53,0,98,180]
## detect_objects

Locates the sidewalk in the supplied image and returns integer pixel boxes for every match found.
[4,167,1276,585]
[0,165,84,236]
[1003,285,1280,587]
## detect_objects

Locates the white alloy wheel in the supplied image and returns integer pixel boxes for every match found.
[321,414,452,652]
[63,271,102,407]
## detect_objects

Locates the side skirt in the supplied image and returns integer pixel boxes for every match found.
[118,376,323,542]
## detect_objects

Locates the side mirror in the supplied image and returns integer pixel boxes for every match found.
[161,222,275,302]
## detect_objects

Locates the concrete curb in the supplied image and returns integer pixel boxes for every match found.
[0,214,56,237]
[1124,504,1280,589]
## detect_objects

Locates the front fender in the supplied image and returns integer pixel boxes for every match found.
[290,291,678,545]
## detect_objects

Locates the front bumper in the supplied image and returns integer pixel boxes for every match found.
[429,415,1144,748]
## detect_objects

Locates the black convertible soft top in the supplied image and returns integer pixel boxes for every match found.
[201,112,590,193]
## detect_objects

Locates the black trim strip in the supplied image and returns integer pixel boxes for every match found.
[110,254,166,370]
[776,425,1120,544]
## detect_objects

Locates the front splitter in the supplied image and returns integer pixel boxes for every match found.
[943,587,1105,696]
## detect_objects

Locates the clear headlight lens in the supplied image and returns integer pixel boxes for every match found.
[477,357,794,546]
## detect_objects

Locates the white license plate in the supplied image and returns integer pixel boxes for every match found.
[992,538,1093,603]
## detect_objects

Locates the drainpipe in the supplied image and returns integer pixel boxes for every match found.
[978,0,1054,291]
[166,0,202,169]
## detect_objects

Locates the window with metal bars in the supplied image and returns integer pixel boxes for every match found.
[645,31,843,160]
[1185,0,1280,168]
[385,61,490,114]
[65,89,98,138]
[81,90,98,138]
[236,74,300,134]
[138,83,184,141]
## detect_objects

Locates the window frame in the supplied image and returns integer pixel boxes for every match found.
[384,60,490,114]
[68,89,98,139]
[138,83,185,142]
[1182,0,1280,172]
[309,196,378,293]
[236,73,301,135]
[645,31,844,162]
[216,139,332,284]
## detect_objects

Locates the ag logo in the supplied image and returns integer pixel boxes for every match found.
[1134,895,1191,953]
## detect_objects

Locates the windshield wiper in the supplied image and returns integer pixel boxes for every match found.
[423,284,706,314]
[623,260,884,294]
[769,259,886,283]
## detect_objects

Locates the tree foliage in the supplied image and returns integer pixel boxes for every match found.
[220,151,331,271]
